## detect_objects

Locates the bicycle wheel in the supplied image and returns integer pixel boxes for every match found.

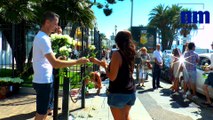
[69,85,82,103]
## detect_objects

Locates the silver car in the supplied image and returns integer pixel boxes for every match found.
[196,53,213,98]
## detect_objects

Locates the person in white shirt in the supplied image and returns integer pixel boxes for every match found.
[32,11,89,120]
[152,44,163,89]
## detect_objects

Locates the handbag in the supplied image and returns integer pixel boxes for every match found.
[146,62,153,69]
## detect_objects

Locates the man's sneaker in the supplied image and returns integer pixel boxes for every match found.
[192,95,198,100]
[184,98,189,102]
[179,89,184,93]
[186,91,191,96]
[173,92,179,95]
[183,94,187,99]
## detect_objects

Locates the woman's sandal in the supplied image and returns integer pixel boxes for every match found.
[202,102,213,107]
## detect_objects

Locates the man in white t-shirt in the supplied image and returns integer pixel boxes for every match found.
[32,11,89,120]
[152,44,163,89]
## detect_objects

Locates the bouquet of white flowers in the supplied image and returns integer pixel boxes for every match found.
[50,33,77,58]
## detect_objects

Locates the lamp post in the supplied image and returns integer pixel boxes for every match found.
[115,25,117,35]
[130,0,133,28]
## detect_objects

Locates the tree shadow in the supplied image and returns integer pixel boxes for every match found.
[1,111,36,120]
[0,94,36,106]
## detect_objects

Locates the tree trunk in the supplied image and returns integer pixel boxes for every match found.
[14,22,26,74]
[161,30,167,51]
[3,22,26,75]
[70,23,79,38]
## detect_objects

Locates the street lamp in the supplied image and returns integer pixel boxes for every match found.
[115,25,117,35]
[130,0,133,28]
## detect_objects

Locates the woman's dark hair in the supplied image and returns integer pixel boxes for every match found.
[115,31,136,74]
[187,42,195,50]
[172,48,180,57]
[41,11,59,25]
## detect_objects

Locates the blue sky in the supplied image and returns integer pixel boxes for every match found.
[92,0,213,49]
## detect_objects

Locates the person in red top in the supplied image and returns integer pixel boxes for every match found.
[85,71,102,95]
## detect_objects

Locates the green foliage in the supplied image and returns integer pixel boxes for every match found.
[0,0,39,24]
[0,69,13,77]
[0,77,24,88]
[87,82,95,89]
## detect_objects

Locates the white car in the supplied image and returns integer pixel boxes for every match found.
[162,50,173,68]
[196,53,213,98]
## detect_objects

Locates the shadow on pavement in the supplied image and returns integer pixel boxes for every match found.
[196,106,213,120]
[159,88,172,96]
[137,88,154,94]
[85,93,106,99]
[159,88,192,108]
[1,111,36,120]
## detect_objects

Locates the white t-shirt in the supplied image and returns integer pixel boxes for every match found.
[32,31,53,84]
[153,50,163,63]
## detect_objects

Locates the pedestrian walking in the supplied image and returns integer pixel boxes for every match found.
[110,44,117,59]
[183,42,199,99]
[152,44,163,89]
[202,42,213,106]
[32,11,89,120]
[138,47,151,87]
[90,30,136,120]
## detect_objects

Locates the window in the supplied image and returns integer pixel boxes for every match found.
[2,34,7,51]
[197,56,211,70]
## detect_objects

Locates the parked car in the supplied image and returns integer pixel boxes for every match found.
[162,50,173,68]
[196,53,213,98]
[161,50,173,83]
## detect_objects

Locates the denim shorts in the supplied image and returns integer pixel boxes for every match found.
[33,83,53,115]
[183,71,197,84]
[107,93,136,108]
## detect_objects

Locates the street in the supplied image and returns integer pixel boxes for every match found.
[136,73,213,120]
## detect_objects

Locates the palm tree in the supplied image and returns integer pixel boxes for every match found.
[148,4,170,51]
[165,4,182,48]
[148,4,197,51]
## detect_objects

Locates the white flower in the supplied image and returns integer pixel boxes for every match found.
[59,46,68,52]
[205,63,209,66]
[63,35,72,45]
[89,45,96,50]
[67,48,72,52]
[72,40,77,46]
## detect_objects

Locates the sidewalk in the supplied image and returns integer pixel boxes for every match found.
[0,80,152,120]
[71,80,152,120]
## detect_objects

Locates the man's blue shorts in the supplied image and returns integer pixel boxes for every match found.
[33,83,53,115]
[107,93,136,108]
